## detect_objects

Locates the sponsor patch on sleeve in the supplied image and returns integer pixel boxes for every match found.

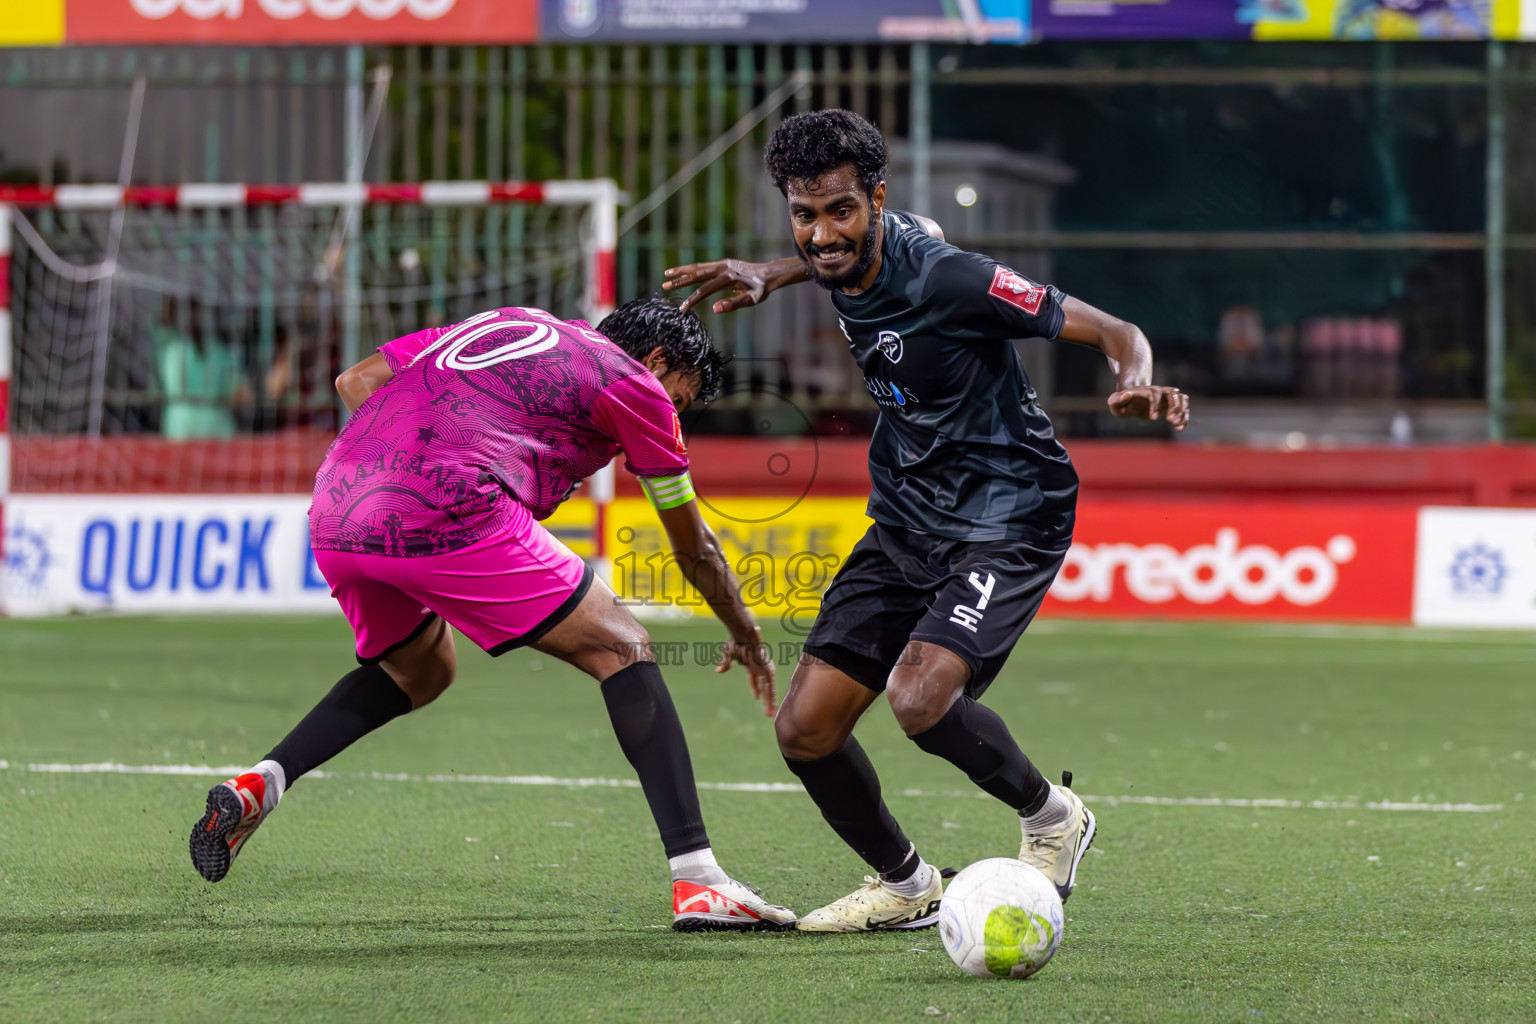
[988,265,1047,316]
[670,409,687,454]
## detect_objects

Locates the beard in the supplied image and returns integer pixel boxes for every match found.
[799,213,880,292]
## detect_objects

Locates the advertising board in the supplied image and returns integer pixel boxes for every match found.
[1034,0,1247,39]
[1249,0,1522,39]
[20,493,1532,632]
[0,0,65,44]
[603,496,867,634]
[66,0,537,45]
[1043,502,1417,623]
[3,495,334,616]
[1412,506,1536,629]
[540,0,1028,42]
[602,496,1420,627]
[1,493,601,617]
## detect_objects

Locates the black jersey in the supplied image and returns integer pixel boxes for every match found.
[829,210,1078,545]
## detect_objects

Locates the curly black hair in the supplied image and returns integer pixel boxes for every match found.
[596,296,727,404]
[764,109,888,202]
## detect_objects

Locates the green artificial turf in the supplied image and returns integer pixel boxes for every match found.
[2,616,1533,1023]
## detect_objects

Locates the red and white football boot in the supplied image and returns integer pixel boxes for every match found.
[672,877,797,932]
[189,765,282,882]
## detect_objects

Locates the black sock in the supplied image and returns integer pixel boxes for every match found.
[265,664,414,787]
[909,697,1050,815]
[783,737,912,875]
[599,662,710,858]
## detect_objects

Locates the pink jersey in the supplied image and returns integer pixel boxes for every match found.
[310,306,689,556]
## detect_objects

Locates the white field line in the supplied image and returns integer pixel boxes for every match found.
[1028,619,1536,645]
[9,760,1503,812]
[1073,794,1503,813]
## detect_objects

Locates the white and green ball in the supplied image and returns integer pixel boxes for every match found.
[938,858,1065,979]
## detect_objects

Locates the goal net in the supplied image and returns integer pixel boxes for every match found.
[0,180,618,495]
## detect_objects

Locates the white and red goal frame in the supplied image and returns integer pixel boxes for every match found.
[0,179,621,600]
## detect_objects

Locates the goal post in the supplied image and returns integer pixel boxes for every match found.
[0,179,620,613]
[0,202,11,510]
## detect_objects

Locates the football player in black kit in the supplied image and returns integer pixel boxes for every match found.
[664,109,1188,931]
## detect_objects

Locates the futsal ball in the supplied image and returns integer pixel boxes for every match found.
[937,858,1065,979]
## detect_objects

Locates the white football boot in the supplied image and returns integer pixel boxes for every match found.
[672,877,798,932]
[1019,771,1097,902]
[795,867,944,933]
[189,764,283,882]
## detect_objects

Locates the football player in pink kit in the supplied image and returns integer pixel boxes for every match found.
[189,298,797,931]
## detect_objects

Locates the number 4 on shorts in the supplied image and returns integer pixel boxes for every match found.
[949,572,996,634]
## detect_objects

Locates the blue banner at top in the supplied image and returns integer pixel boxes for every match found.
[1036,0,1246,38]
[541,0,1030,42]
[538,0,1531,41]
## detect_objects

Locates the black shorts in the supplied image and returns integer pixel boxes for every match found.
[802,521,1066,699]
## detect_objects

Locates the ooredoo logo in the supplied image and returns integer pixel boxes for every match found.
[1051,528,1358,607]
[127,0,456,18]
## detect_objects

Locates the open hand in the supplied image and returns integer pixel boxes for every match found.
[1108,386,1189,430]
[717,636,777,717]
[663,259,786,315]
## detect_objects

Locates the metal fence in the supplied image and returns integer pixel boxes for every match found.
[2,41,1533,441]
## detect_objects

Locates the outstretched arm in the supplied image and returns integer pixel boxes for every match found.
[1056,297,1189,429]
[655,499,776,717]
[335,353,394,413]
[663,214,943,313]
[662,257,809,315]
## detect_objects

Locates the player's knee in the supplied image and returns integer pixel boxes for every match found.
[403,653,455,708]
[607,625,656,675]
[887,676,952,737]
[573,625,653,682]
[617,625,654,665]
[773,712,805,758]
[386,621,457,708]
[409,669,453,708]
[774,707,843,761]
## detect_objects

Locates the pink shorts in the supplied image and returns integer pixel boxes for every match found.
[314,503,592,663]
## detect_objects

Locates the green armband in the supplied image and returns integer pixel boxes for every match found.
[639,472,696,511]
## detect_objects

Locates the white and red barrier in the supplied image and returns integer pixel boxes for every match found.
[0,203,10,557]
[0,179,619,318]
